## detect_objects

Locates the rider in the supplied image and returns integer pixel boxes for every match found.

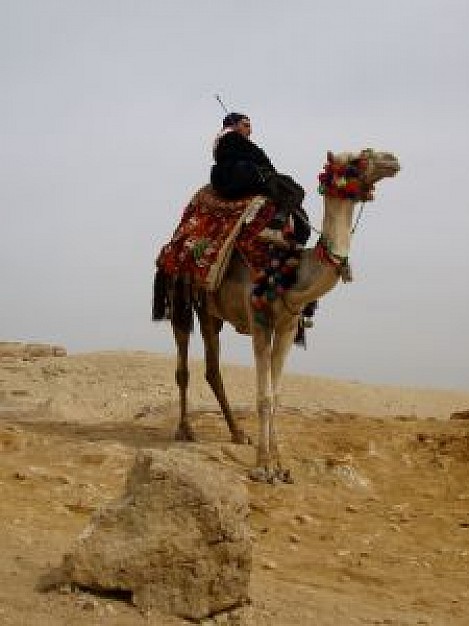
[210,112,311,245]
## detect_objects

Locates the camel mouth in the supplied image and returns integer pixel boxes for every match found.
[367,155,400,184]
[383,158,400,177]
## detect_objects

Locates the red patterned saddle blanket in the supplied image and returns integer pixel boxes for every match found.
[156,185,278,290]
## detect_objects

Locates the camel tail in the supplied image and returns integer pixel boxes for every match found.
[152,269,194,333]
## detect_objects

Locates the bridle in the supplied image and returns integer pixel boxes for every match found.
[279,155,376,315]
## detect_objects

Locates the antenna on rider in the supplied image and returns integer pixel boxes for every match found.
[214,93,229,114]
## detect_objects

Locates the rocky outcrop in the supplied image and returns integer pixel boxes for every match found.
[0,341,67,359]
[450,409,469,420]
[54,449,252,620]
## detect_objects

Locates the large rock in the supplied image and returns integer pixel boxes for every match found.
[450,409,469,420]
[0,341,25,358]
[0,341,67,359]
[25,342,67,358]
[58,449,252,620]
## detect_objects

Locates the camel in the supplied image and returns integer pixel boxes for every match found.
[156,149,400,482]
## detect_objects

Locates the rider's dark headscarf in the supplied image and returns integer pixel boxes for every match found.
[222,112,248,128]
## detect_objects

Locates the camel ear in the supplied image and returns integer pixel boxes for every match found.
[327,151,334,163]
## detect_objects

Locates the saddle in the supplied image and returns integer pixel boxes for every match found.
[155,185,316,341]
[156,186,280,291]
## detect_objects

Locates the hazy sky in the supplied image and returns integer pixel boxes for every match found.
[1,1,468,390]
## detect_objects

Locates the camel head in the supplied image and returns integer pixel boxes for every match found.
[320,149,400,202]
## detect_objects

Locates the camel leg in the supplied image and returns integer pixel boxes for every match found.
[269,323,298,483]
[172,324,196,441]
[250,324,276,481]
[197,308,249,444]
[271,323,298,415]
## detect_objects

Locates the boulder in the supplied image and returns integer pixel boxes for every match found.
[0,341,67,359]
[0,342,25,358]
[57,449,252,620]
[450,409,469,420]
[25,342,67,358]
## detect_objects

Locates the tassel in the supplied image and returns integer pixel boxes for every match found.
[152,269,168,321]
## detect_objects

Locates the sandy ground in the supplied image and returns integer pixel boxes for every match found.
[1,349,469,625]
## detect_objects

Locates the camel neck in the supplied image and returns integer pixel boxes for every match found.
[282,195,356,309]
[320,196,355,259]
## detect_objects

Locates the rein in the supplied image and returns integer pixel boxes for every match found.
[351,201,365,234]
[310,200,365,238]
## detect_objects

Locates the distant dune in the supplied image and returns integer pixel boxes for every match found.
[1,345,468,421]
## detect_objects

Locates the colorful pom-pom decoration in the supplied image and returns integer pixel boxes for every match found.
[317,155,369,201]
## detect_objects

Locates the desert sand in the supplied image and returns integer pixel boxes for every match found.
[1,344,469,625]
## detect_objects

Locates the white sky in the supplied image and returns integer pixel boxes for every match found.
[1,0,468,390]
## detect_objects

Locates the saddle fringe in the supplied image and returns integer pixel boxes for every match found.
[152,269,194,334]
[152,269,169,321]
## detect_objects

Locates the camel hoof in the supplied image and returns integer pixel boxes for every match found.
[275,468,294,484]
[175,425,196,442]
[248,467,294,484]
[267,473,280,486]
[231,430,252,445]
[248,467,270,483]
